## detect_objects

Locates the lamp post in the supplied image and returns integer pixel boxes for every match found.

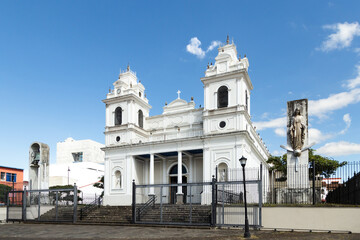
[239,156,251,238]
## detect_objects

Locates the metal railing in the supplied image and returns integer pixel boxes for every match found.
[132,170,263,227]
[6,185,78,223]
[80,197,102,220]
[136,195,156,221]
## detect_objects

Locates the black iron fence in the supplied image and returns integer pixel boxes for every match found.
[132,167,263,227]
[6,185,78,223]
[0,182,25,206]
[80,193,103,205]
[265,161,360,205]
[133,181,213,226]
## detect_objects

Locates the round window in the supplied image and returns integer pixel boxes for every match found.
[116,136,120,142]
[219,121,226,128]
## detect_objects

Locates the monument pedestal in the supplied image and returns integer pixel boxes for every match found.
[287,150,309,189]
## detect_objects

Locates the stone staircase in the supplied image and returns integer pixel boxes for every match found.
[78,206,132,224]
[38,206,75,222]
[137,204,211,224]
[37,205,211,225]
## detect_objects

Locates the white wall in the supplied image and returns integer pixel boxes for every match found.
[263,207,360,233]
[56,138,104,164]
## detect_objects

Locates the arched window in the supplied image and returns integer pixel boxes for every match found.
[113,170,122,189]
[217,86,228,108]
[138,110,143,128]
[218,163,228,181]
[169,164,187,175]
[115,107,122,125]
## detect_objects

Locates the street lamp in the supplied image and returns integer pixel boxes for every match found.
[239,156,251,238]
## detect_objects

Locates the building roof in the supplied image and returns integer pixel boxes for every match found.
[0,166,24,171]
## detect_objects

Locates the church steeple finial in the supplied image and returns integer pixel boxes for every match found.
[226,35,229,44]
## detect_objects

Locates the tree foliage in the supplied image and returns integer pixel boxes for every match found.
[0,184,12,203]
[49,184,82,204]
[267,149,347,179]
[93,176,104,198]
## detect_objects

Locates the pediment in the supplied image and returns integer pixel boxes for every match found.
[168,98,187,107]
[163,98,195,114]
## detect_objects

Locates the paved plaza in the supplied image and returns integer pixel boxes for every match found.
[0,223,359,240]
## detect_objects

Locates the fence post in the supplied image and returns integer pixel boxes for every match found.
[211,175,216,226]
[56,191,59,221]
[73,183,78,223]
[132,180,136,224]
[12,182,14,205]
[312,160,316,205]
[6,192,9,222]
[22,187,27,221]
[38,191,41,220]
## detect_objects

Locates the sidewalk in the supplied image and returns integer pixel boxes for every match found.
[0,223,359,240]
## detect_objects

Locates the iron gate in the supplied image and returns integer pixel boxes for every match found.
[132,166,262,227]
[215,179,262,227]
[133,181,213,226]
[6,186,78,223]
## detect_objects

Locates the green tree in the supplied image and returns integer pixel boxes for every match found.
[0,184,12,203]
[267,149,347,179]
[93,176,104,198]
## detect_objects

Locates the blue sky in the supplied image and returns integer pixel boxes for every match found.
[1,1,360,173]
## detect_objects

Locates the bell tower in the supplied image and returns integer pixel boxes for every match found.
[103,65,151,146]
[201,37,253,135]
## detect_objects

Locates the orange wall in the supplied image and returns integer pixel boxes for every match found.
[0,166,24,183]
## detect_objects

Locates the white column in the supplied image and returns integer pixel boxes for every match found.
[236,78,240,106]
[189,155,193,183]
[177,151,183,194]
[104,159,110,196]
[204,85,208,110]
[149,153,154,195]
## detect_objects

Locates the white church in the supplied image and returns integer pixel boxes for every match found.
[102,39,270,206]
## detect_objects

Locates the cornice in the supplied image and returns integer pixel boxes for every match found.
[102,93,152,109]
[201,69,253,90]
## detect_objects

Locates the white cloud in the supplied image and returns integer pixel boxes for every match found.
[309,88,360,119]
[271,150,285,156]
[256,87,360,131]
[274,128,286,137]
[308,128,332,144]
[186,37,221,59]
[343,65,360,89]
[319,22,360,52]
[340,113,351,134]
[253,117,286,131]
[186,37,205,59]
[206,41,221,52]
[317,141,360,156]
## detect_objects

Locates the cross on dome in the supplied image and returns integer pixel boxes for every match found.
[177,90,181,99]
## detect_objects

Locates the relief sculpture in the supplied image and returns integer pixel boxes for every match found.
[289,108,306,152]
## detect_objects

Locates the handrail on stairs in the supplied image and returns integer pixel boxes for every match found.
[137,195,156,220]
[80,197,102,220]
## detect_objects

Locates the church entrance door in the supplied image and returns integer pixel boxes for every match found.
[169,176,187,204]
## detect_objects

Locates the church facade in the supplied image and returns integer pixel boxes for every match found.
[102,39,270,206]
